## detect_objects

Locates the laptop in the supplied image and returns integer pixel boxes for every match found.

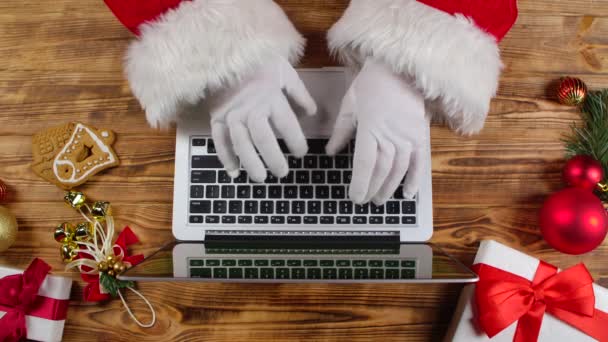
[120,68,477,283]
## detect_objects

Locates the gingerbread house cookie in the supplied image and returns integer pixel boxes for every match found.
[32,122,119,189]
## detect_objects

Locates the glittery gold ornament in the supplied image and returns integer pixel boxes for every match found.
[557,77,588,106]
[64,191,86,209]
[0,206,18,252]
[98,261,109,272]
[91,201,111,221]
[73,222,93,241]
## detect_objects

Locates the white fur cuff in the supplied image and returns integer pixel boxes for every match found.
[126,0,305,128]
[328,0,503,135]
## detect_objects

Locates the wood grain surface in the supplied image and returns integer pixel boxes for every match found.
[1,1,608,341]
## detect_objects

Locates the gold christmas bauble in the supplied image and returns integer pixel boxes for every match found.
[0,206,18,252]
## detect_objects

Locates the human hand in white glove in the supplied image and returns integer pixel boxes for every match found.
[326,58,430,205]
[209,57,317,182]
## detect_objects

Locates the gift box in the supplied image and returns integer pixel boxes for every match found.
[0,258,72,342]
[445,240,608,342]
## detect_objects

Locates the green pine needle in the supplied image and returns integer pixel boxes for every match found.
[99,273,135,298]
[564,90,608,200]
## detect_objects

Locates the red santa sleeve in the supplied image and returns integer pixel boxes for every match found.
[104,0,305,129]
[328,0,518,135]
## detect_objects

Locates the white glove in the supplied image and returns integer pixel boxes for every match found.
[326,58,430,205]
[209,57,317,182]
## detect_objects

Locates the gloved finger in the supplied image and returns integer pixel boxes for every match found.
[326,87,356,155]
[229,119,267,182]
[211,121,240,178]
[271,96,308,158]
[372,144,412,205]
[283,64,317,116]
[364,139,396,204]
[248,115,289,179]
[349,130,377,204]
[402,148,425,199]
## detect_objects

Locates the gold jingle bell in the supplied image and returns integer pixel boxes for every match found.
[91,201,111,221]
[61,241,79,262]
[97,261,109,272]
[54,222,74,243]
[64,191,86,209]
[73,222,93,242]
[112,260,127,274]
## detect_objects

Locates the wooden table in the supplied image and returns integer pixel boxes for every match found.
[1,1,607,341]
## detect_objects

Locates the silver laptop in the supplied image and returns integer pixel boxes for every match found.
[120,69,477,283]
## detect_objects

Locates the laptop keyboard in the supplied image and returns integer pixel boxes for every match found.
[189,257,416,280]
[188,137,417,226]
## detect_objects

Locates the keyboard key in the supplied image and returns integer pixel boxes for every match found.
[253,186,266,198]
[190,201,211,214]
[255,216,269,224]
[296,171,309,184]
[371,203,385,214]
[271,260,285,266]
[206,185,220,198]
[320,216,334,224]
[386,201,400,214]
[355,203,369,214]
[222,216,236,224]
[370,269,384,279]
[323,268,337,279]
[221,185,235,198]
[336,260,350,267]
[308,139,327,154]
[254,260,269,266]
[260,201,274,214]
[237,186,251,198]
[337,216,350,224]
[234,171,248,183]
[205,215,220,224]
[228,201,243,214]
[307,268,322,279]
[320,260,334,266]
[206,259,220,266]
[303,260,318,266]
[402,216,416,224]
[190,259,204,267]
[266,172,279,184]
[213,268,227,278]
[304,156,318,168]
[401,260,416,268]
[327,171,341,184]
[291,268,306,279]
[335,156,349,168]
[386,269,399,279]
[222,259,236,266]
[402,201,416,214]
[238,216,252,224]
[192,138,206,147]
[207,139,216,153]
[229,268,243,279]
[316,186,330,199]
[339,268,353,279]
[213,201,227,214]
[353,260,366,267]
[319,156,333,169]
[369,260,383,267]
[386,216,399,224]
[280,171,294,184]
[307,201,321,214]
[287,216,302,224]
[268,186,282,199]
[218,171,232,183]
[190,185,204,198]
[192,155,223,169]
[287,260,302,266]
[271,216,285,224]
[191,170,216,183]
[190,268,212,278]
[260,268,274,279]
[331,186,346,199]
[284,186,298,199]
[339,201,353,214]
[276,201,289,214]
[323,201,337,214]
[369,216,383,224]
[353,216,367,224]
[288,156,302,168]
[300,186,314,199]
[245,268,259,279]
[304,216,318,224]
[401,269,415,279]
[385,260,399,267]
[189,215,203,224]
[343,171,352,183]
[244,201,258,214]
[291,201,305,214]
[311,171,325,184]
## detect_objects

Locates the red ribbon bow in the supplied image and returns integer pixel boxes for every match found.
[474,262,608,342]
[80,226,144,302]
[0,258,69,342]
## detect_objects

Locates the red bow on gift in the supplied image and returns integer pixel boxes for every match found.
[0,258,69,342]
[80,226,144,302]
[474,262,608,342]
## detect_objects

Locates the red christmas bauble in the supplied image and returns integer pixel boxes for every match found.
[557,77,588,106]
[563,155,604,191]
[540,188,608,255]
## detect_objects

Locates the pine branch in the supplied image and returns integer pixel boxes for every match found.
[564,90,608,200]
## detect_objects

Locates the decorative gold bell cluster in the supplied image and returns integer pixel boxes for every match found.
[97,254,127,278]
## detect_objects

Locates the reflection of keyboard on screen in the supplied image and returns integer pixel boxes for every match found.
[188,137,417,226]
[188,257,417,280]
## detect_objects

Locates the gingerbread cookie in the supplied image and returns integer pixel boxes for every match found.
[32,122,119,189]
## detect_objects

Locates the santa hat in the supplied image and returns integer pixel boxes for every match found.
[328,0,518,135]
[104,0,305,128]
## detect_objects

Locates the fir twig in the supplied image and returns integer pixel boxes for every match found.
[564,90,608,200]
